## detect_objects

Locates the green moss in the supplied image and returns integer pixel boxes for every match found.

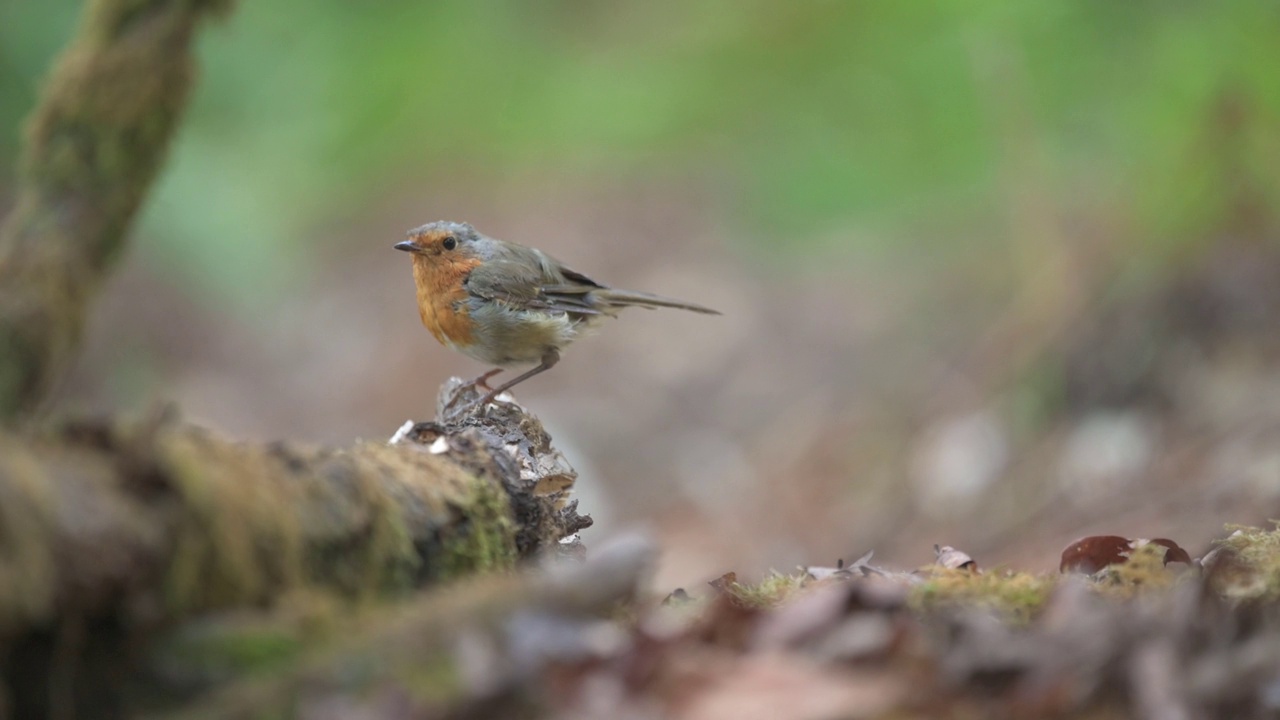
[395,652,462,708]
[353,465,420,597]
[725,572,808,609]
[157,430,521,614]
[911,568,1057,625]
[150,591,341,685]
[0,0,233,419]
[436,477,517,580]
[157,625,304,677]
[1091,544,1190,598]
[1208,523,1280,602]
[160,435,305,614]
[0,439,60,632]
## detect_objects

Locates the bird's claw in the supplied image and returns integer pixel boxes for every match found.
[437,368,506,423]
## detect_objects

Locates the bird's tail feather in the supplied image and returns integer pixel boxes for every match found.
[596,288,721,315]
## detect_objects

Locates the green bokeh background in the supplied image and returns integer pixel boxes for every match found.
[5,0,1275,315]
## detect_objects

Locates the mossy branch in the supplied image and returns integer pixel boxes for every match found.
[0,0,234,420]
[161,534,652,720]
[0,395,591,717]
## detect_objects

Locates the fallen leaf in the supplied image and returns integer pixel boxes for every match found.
[1059,536,1191,574]
[935,544,979,572]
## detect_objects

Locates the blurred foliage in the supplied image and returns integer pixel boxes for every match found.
[911,566,1058,625]
[2,0,1277,313]
[1213,524,1280,602]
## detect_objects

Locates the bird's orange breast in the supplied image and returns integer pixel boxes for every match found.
[411,255,482,348]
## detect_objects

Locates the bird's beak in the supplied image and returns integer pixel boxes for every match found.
[394,241,418,253]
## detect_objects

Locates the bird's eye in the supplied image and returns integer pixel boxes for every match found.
[442,236,457,250]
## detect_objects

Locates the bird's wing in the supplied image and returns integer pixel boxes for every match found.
[540,261,613,314]
[465,259,606,316]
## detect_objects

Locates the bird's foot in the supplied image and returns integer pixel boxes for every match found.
[439,369,506,422]
[470,368,504,391]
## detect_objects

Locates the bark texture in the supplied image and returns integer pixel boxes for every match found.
[0,0,233,419]
[0,396,591,718]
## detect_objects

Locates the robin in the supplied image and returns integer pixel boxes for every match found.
[394,220,720,415]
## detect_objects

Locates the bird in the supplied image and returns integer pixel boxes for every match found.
[394,220,720,416]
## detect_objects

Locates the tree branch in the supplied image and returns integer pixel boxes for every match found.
[0,393,591,717]
[0,0,234,419]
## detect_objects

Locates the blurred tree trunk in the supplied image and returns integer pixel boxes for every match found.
[0,403,590,718]
[0,0,234,421]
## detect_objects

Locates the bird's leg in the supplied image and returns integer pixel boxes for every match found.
[477,350,559,406]
[445,350,560,419]
[441,368,505,413]
[470,367,504,391]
